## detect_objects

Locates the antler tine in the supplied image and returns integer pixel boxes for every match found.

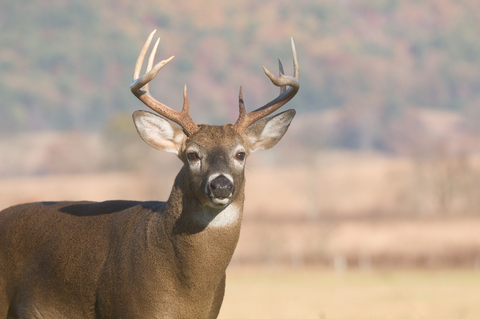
[278,58,286,94]
[233,38,300,133]
[237,86,247,124]
[131,31,199,136]
[143,37,160,92]
[291,37,300,80]
[133,30,156,81]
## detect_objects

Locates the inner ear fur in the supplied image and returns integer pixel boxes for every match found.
[243,109,296,153]
[133,110,186,155]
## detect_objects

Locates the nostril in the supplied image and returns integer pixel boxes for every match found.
[209,175,234,199]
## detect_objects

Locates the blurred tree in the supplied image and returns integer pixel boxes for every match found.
[1,0,480,154]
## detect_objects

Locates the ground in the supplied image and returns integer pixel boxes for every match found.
[219,267,480,319]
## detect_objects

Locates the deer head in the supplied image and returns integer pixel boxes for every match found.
[131,30,299,210]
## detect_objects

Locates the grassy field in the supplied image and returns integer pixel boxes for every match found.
[218,267,480,319]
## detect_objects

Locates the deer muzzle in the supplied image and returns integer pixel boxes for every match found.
[208,175,235,206]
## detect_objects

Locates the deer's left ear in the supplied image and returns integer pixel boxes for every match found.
[242,109,295,153]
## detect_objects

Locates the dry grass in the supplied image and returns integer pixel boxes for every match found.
[232,217,480,268]
[219,267,480,319]
[2,155,480,267]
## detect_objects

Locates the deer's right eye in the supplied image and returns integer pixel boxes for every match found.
[187,152,200,162]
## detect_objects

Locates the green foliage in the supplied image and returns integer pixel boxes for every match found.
[1,0,480,140]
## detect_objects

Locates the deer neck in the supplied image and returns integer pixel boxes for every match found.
[159,166,244,280]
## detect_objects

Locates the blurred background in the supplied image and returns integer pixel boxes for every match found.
[1,0,480,318]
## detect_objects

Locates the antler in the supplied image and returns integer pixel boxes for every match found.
[233,38,300,133]
[131,30,199,136]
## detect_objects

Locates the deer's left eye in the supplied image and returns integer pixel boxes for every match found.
[235,152,246,161]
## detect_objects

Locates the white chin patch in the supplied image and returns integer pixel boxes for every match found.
[209,196,231,207]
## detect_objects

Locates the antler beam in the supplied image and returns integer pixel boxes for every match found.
[131,30,199,136]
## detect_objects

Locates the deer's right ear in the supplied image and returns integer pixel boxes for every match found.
[133,110,186,155]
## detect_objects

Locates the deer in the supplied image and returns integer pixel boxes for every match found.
[0,30,299,319]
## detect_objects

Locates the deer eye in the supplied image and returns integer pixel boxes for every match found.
[187,152,200,162]
[235,151,246,161]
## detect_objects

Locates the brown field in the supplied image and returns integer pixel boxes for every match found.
[218,268,480,319]
[2,151,480,268]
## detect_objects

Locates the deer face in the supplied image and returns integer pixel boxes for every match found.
[181,124,245,208]
[133,109,295,209]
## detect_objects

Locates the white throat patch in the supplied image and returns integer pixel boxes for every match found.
[206,203,240,228]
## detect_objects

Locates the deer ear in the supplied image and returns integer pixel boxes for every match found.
[243,109,295,153]
[133,110,186,155]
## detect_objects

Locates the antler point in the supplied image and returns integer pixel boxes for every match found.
[238,86,246,111]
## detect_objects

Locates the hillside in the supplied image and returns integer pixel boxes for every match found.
[1,0,480,153]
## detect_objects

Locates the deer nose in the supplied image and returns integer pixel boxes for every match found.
[209,175,234,199]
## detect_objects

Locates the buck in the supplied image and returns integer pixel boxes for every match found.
[0,30,299,319]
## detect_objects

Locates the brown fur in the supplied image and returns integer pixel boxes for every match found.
[0,111,295,319]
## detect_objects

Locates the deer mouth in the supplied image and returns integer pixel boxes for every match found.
[207,174,235,207]
[210,196,231,206]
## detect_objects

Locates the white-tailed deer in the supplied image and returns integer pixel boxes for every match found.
[0,30,299,319]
